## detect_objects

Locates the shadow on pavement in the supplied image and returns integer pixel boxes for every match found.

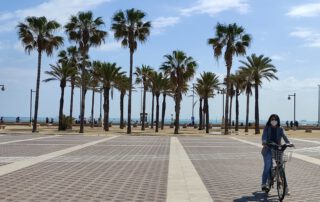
[234,191,279,202]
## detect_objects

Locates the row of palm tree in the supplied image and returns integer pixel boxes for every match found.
[17,8,278,135]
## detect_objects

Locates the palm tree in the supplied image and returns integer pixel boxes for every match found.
[228,75,236,128]
[231,72,245,132]
[17,16,63,132]
[95,61,125,131]
[195,84,204,130]
[111,8,151,134]
[149,71,165,132]
[89,66,100,128]
[58,46,79,123]
[43,63,75,130]
[161,77,171,130]
[196,72,220,133]
[161,50,197,134]
[240,54,278,134]
[238,68,253,133]
[135,65,153,130]
[65,11,107,133]
[115,75,131,129]
[208,23,251,134]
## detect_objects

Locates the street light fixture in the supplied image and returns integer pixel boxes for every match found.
[288,93,296,127]
[30,89,36,123]
[0,85,5,91]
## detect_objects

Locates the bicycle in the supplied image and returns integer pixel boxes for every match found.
[264,142,294,201]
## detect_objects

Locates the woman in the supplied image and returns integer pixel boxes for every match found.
[261,114,293,191]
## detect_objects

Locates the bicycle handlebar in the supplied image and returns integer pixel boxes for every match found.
[266,142,294,151]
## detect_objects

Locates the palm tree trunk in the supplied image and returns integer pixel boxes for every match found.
[120,92,125,129]
[235,90,239,132]
[127,50,133,134]
[79,68,86,133]
[151,92,155,129]
[229,96,233,128]
[90,89,95,128]
[161,93,166,130]
[141,88,147,130]
[174,93,181,134]
[32,50,42,133]
[255,84,260,134]
[69,82,75,128]
[58,85,65,131]
[245,93,250,133]
[202,104,205,130]
[104,87,110,131]
[155,94,160,132]
[198,98,203,130]
[224,67,231,135]
[205,98,209,134]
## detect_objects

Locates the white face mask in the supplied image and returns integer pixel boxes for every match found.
[271,120,277,126]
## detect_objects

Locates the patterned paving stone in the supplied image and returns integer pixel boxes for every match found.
[179,136,320,202]
[0,136,170,201]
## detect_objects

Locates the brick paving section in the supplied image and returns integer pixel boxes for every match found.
[0,136,170,201]
[0,134,48,143]
[0,136,105,165]
[179,136,320,202]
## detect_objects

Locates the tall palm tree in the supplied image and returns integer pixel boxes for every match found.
[238,68,254,133]
[17,16,63,132]
[240,54,278,134]
[208,23,251,134]
[115,75,131,129]
[43,63,75,130]
[161,50,197,134]
[149,71,165,132]
[95,61,125,131]
[196,72,220,133]
[58,46,80,123]
[161,77,171,130]
[111,8,151,134]
[65,11,107,133]
[135,65,153,130]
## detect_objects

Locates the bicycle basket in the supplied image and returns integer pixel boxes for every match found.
[271,149,284,162]
[272,149,293,162]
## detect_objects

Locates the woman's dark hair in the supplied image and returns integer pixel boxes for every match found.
[266,114,280,127]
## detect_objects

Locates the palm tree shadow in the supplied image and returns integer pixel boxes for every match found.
[234,191,279,202]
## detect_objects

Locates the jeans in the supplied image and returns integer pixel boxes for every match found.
[262,147,272,185]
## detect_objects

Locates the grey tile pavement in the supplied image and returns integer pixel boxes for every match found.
[0,136,170,201]
[179,136,320,202]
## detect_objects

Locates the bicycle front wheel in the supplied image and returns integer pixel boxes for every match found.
[277,167,287,201]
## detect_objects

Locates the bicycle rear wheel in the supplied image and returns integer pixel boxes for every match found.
[277,167,287,201]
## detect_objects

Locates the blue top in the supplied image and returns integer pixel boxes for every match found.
[262,126,290,145]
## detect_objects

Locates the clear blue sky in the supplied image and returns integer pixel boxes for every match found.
[0,0,320,123]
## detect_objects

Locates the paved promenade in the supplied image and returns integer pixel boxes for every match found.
[0,133,319,201]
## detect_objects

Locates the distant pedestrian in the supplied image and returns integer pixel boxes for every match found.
[294,121,299,128]
[286,120,289,128]
[50,118,54,123]
[46,117,49,124]
[0,116,3,123]
[16,116,20,123]
[290,121,293,128]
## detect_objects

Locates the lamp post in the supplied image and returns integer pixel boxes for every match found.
[30,89,36,123]
[318,85,320,126]
[0,85,5,91]
[191,83,195,126]
[218,88,226,125]
[288,93,296,127]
